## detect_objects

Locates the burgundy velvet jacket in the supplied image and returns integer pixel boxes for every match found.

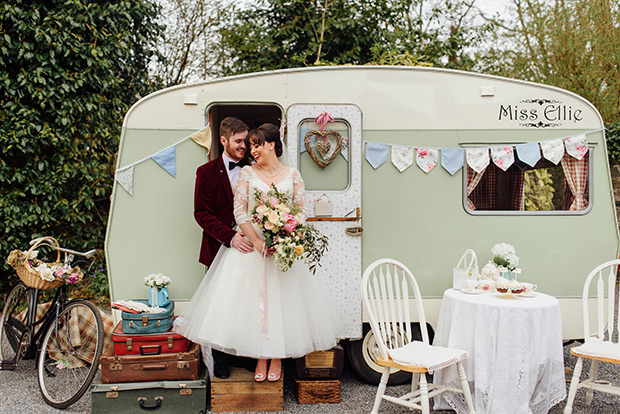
[194,155,238,267]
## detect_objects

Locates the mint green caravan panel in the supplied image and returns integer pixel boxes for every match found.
[361,128,616,299]
[106,128,206,302]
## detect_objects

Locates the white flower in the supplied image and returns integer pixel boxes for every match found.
[144,273,171,288]
[36,264,55,282]
[23,250,39,260]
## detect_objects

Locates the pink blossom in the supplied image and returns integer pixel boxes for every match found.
[66,273,80,284]
[282,214,298,233]
[54,266,68,277]
[269,197,280,206]
[418,149,428,157]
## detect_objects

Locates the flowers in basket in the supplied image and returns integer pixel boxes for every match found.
[252,184,328,273]
[6,249,84,284]
[144,273,172,289]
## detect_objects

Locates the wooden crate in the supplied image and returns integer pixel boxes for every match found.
[210,367,283,412]
[295,345,344,379]
[294,378,341,404]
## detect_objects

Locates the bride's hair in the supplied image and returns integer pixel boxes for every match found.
[245,123,283,158]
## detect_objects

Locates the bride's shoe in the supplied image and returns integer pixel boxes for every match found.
[254,359,268,382]
[267,359,281,382]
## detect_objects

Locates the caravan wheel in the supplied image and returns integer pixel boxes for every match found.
[346,324,411,385]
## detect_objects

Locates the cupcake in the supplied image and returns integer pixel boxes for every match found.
[510,280,523,294]
[496,278,510,293]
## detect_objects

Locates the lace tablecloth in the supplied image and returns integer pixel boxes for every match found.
[433,289,566,414]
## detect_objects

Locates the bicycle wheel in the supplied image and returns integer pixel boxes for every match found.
[0,282,31,364]
[37,299,104,409]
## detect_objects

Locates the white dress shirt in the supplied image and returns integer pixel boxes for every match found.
[222,153,243,190]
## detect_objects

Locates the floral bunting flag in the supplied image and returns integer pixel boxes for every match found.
[564,134,589,160]
[540,139,564,165]
[152,146,176,178]
[490,146,515,171]
[115,166,135,196]
[391,146,414,172]
[416,148,438,173]
[515,143,541,167]
[365,142,389,169]
[466,148,490,173]
[441,148,464,175]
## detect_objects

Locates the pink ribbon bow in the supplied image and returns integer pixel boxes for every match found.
[314,111,334,132]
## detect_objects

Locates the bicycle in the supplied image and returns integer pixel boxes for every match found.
[0,236,105,409]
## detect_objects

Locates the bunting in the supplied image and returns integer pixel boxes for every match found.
[391,146,414,172]
[115,166,135,196]
[363,128,602,174]
[152,146,176,178]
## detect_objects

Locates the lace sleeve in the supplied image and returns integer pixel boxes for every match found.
[291,168,307,222]
[234,167,252,225]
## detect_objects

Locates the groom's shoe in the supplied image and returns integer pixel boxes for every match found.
[212,350,230,379]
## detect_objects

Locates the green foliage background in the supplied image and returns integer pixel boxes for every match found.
[0,0,162,305]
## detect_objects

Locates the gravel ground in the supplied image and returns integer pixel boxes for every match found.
[1,341,620,414]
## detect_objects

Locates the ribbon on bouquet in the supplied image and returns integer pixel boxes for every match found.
[259,247,270,339]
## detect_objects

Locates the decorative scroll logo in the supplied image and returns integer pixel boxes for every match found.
[498,98,584,128]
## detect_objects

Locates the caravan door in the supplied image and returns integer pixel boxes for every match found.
[286,104,363,340]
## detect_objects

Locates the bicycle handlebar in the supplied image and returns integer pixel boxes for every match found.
[29,237,98,260]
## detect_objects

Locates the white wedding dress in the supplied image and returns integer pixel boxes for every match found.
[175,166,342,359]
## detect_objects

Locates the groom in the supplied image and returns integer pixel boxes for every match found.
[194,116,254,378]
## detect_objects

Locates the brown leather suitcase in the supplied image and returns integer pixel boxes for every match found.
[294,344,344,379]
[100,342,200,383]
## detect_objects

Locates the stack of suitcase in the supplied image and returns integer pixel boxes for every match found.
[293,344,344,404]
[91,300,206,413]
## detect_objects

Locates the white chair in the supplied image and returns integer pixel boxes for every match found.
[565,259,620,413]
[361,258,475,414]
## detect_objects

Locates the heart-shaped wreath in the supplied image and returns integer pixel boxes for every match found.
[304,129,343,169]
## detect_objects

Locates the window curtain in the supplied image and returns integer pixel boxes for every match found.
[560,152,589,210]
[467,165,495,210]
[511,169,525,211]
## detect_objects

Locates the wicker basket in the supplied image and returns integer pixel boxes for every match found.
[14,237,65,290]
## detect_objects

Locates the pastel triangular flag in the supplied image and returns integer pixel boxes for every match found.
[466,148,490,173]
[515,143,541,167]
[490,146,515,171]
[391,146,414,172]
[416,148,438,173]
[365,142,389,169]
[152,146,176,178]
[441,148,464,175]
[540,139,564,164]
[190,128,211,154]
[564,134,589,160]
[115,166,134,196]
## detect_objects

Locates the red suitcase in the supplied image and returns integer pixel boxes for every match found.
[112,321,190,356]
[100,342,200,383]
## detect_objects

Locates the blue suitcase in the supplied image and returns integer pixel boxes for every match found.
[121,299,174,334]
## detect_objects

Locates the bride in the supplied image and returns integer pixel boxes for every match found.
[175,123,341,382]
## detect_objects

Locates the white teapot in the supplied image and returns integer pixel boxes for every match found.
[480,260,499,280]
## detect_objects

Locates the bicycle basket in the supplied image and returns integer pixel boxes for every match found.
[10,237,65,290]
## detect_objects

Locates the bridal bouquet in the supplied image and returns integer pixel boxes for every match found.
[252,185,328,273]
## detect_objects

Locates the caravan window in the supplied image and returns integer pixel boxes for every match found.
[298,119,350,191]
[464,152,591,214]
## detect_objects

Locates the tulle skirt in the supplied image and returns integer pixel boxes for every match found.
[174,245,342,359]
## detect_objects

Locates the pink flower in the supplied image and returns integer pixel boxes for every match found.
[66,273,80,284]
[417,149,428,157]
[282,214,298,233]
[269,197,280,207]
[54,265,69,277]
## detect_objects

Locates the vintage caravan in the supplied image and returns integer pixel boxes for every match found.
[106,66,619,384]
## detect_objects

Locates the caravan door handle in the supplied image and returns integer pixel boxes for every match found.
[346,226,363,236]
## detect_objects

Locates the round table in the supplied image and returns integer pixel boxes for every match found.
[433,288,566,414]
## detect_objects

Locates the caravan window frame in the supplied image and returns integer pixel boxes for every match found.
[462,146,594,216]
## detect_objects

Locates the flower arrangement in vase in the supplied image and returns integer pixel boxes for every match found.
[491,243,521,280]
[144,273,171,307]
